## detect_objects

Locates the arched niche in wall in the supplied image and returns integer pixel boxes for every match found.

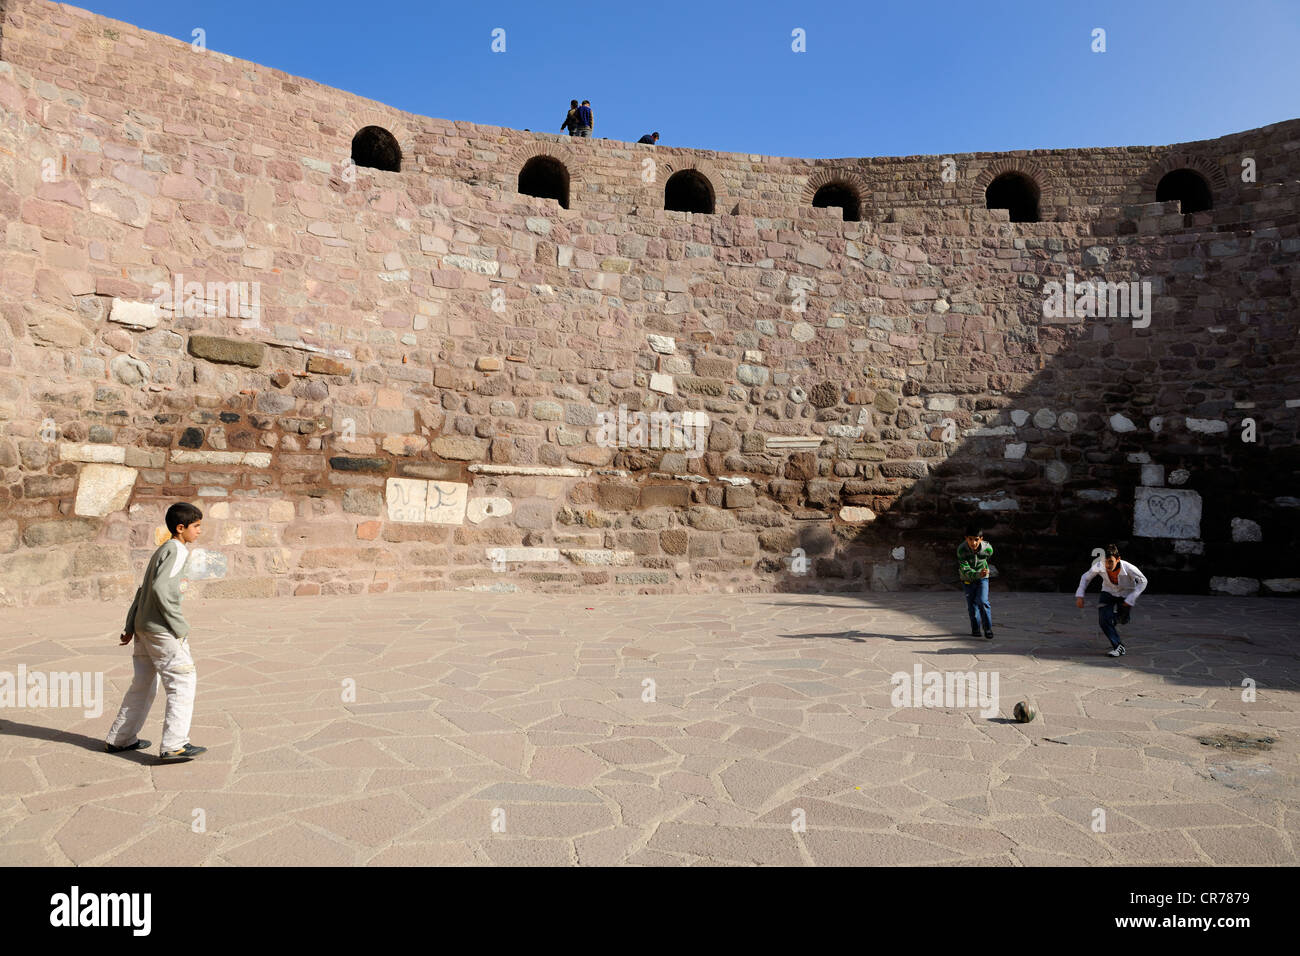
[973,160,1056,223]
[802,169,868,222]
[519,155,570,209]
[352,126,401,172]
[344,112,414,178]
[506,142,580,210]
[641,157,728,216]
[665,169,714,214]
[1143,153,1227,216]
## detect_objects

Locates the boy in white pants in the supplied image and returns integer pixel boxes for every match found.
[104,502,208,763]
[1075,543,1148,657]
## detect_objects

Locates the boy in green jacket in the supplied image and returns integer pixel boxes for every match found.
[104,502,208,763]
[958,523,994,639]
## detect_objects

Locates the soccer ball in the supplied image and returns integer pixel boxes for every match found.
[1013,700,1036,723]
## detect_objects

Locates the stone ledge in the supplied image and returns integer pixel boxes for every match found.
[171,450,272,467]
[469,464,588,477]
[60,443,126,464]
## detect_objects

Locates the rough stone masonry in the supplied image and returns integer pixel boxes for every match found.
[0,0,1297,608]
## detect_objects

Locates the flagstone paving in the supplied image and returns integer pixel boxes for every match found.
[1,591,1297,866]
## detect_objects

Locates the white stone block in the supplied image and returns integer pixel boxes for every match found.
[492,547,560,562]
[466,496,513,524]
[425,481,468,525]
[109,298,160,330]
[1134,487,1202,539]
[386,477,428,523]
[1186,417,1228,435]
[74,463,137,516]
[61,443,126,464]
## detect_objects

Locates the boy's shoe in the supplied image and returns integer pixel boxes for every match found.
[983,630,994,640]
[1106,644,1126,657]
[970,627,981,637]
[105,738,150,754]
[158,743,207,763]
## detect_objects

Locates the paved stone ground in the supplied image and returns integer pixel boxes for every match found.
[1,591,1297,866]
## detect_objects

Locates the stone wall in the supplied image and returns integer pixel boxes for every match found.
[0,0,1297,607]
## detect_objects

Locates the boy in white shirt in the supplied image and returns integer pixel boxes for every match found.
[1075,543,1147,657]
[105,502,208,762]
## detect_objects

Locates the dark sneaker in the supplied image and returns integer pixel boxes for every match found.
[105,738,150,754]
[1106,644,1126,657]
[984,630,994,640]
[158,743,207,763]
[970,627,981,637]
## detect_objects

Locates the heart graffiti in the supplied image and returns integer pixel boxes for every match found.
[1147,494,1182,522]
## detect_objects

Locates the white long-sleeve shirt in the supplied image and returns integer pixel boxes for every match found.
[1076,560,1148,605]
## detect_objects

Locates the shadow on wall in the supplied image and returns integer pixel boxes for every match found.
[767,211,1300,599]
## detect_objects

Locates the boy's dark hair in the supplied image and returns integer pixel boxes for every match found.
[964,523,983,538]
[1105,543,1121,559]
[166,502,203,535]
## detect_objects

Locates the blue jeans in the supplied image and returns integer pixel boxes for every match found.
[963,579,991,632]
[1098,591,1129,648]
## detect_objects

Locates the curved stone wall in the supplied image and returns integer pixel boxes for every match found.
[0,0,1297,606]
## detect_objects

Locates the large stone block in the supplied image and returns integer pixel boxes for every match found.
[74,463,138,516]
[188,335,266,367]
[109,298,160,330]
[22,519,100,548]
[0,550,71,589]
[1133,487,1202,539]
[431,436,489,461]
[639,484,690,509]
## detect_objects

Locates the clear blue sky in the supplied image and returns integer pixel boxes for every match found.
[78,0,1299,158]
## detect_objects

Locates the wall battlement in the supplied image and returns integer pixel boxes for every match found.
[1,0,1297,607]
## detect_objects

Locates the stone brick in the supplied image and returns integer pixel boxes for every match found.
[725,485,757,509]
[188,335,266,368]
[639,484,690,509]
[22,519,100,548]
[307,356,350,376]
[343,487,385,515]
[597,483,639,510]
[659,529,689,554]
[430,436,488,460]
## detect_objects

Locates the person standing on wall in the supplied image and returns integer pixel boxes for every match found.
[573,99,593,137]
[637,131,660,145]
[560,99,580,135]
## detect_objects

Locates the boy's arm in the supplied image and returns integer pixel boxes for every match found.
[956,544,975,582]
[1124,563,1148,604]
[122,585,142,636]
[1075,565,1099,597]
[148,544,191,640]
